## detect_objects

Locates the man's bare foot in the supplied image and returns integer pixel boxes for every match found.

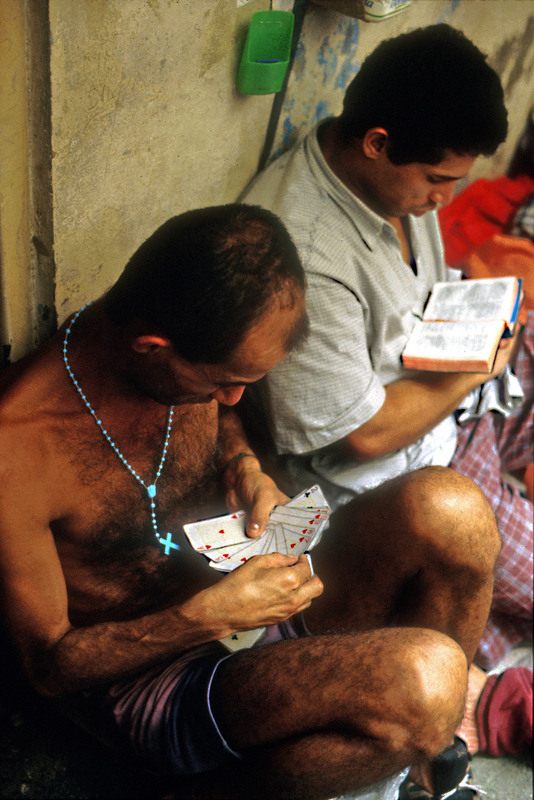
[400,737,475,797]
[405,665,488,792]
[406,760,434,793]
[456,663,488,755]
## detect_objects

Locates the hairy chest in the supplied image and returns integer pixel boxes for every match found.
[38,402,226,622]
[51,402,222,568]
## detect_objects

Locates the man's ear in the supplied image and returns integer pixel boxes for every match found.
[132,334,172,354]
[362,128,389,160]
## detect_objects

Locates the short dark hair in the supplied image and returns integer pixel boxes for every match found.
[338,24,508,165]
[104,204,306,363]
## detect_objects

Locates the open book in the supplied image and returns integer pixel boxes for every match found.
[401,276,522,373]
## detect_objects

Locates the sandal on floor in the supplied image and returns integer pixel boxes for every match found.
[398,737,485,799]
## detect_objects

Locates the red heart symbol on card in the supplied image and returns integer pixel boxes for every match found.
[290,543,296,548]
[205,545,211,549]
[240,557,247,562]
[223,554,230,558]
[232,514,238,519]
[219,529,225,534]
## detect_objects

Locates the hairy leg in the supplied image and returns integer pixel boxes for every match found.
[297,465,499,796]
[184,467,497,799]
[206,628,467,800]
[306,466,501,662]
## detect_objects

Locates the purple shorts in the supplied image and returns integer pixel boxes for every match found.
[106,616,308,777]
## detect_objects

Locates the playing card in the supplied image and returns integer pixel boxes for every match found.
[272,522,317,541]
[219,627,266,652]
[255,527,275,555]
[270,505,329,526]
[271,521,285,554]
[283,485,330,549]
[280,525,316,554]
[183,511,247,551]
[287,484,330,510]
[266,521,288,555]
[182,485,330,572]
[208,534,268,571]
[202,539,256,565]
[271,503,329,519]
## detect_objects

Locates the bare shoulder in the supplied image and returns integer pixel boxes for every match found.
[0,336,71,514]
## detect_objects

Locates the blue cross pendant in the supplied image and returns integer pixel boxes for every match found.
[158,532,180,555]
[146,485,179,555]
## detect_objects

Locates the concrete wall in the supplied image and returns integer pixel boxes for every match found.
[270,0,534,180]
[49,0,275,323]
[2,0,534,358]
[0,0,54,362]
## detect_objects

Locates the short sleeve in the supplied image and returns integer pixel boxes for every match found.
[259,273,385,455]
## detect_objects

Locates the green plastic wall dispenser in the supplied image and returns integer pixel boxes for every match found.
[237,10,294,95]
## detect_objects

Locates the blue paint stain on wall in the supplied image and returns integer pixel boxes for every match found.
[334,18,360,91]
[316,42,327,68]
[281,115,298,148]
[293,40,306,81]
[317,37,338,85]
[312,100,330,127]
[438,0,461,22]
[336,59,360,91]
[340,19,359,55]
[270,12,362,160]
[325,54,338,85]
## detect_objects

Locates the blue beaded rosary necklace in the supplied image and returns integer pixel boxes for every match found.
[62,302,180,555]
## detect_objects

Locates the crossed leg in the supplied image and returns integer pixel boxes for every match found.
[199,467,500,799]
[306,465,499,662]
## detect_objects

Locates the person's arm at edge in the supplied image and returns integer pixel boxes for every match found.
[218,406,289,536]
[338,333,519,461]
[0,516,319,696]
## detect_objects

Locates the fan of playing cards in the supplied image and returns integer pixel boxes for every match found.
[183,485,330,572]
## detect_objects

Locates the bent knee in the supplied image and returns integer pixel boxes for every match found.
[390,629,468,760]
[403,467,501,574]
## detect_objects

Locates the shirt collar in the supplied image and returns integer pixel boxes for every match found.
[306,122,394,251]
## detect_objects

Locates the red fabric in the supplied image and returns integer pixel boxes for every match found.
[524,463,534,501]
[438,175,534,267]
[462,233,534,321]
[476,667,533,756]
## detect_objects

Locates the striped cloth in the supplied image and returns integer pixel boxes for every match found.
[450,312,533,668]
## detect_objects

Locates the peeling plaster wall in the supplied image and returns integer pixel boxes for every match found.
[50,0,273,321]
[0,0,54,362]
[269,0,534,179]
[49,0,534,326]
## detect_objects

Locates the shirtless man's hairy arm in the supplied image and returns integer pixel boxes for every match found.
[0,420,321,697]
[218,406,289,536]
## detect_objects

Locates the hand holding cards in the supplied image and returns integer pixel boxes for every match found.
[183,485,330,572]
[183,485,329,652]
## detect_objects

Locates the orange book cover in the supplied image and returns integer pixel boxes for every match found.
[401,277,520,373]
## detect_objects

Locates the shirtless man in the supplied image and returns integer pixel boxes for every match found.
[0,205,500,799]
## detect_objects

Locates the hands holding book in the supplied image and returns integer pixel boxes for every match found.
[342,278,523,462]
[401,277,522,374]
